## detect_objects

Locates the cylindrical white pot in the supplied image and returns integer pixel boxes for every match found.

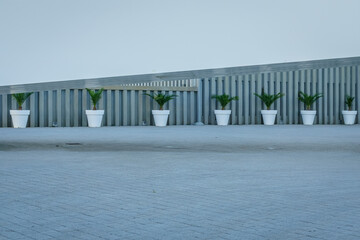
[86,110,104,127]
[260,110,277,125]
[342,110,357,125]
[214,110,231,126]
[10,110,30,128]
[301,110,316,125]
[152,110,170,127]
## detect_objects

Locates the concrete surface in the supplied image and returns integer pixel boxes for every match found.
[0,125,360,239]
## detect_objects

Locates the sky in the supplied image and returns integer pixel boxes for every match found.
[1,0,360,86]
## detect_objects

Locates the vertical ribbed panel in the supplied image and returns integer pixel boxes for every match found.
[2,95,8,127]
[1,62,360,128]
[65,89,70,127]
[107,90,112,126]
[122,90,128,126]
[30,93,36,127]
[48,90,53,127]
[82,90,87,126]
[56,90,62,127]
[39,91,45,127]
[73,89,79,127]
[114,90,120,126]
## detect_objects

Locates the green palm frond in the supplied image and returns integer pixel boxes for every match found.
[345,95,355,111]
[144,93,177,110]
[12,92,33,110]
[86,88,104,110]
[211,94,239,110]
[298,91,322,110]
[254,92,284,110]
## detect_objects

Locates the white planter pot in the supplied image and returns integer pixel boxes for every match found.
[152,110,170,127]
[214,110,231,126]
[342,110,357,125]
[10,110,30,128]
[260,110,277,125]
[86,110,104,127]
[301,110,316,125]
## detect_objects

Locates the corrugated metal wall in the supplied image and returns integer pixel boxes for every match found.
[0,80,198,127]
[200,66,360,125]
[1,59,359,127]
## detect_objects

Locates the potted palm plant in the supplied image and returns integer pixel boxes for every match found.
[342,95,357,125]
[212,94,239,126]
[145,92,177,127]
[254,91,284,125]
[10,92,33,128]
[298,91,323,125]
[86,88,104,127]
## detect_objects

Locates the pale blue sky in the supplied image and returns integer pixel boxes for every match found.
[1,0,360,85]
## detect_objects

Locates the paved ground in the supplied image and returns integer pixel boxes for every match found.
[1,125,360,240]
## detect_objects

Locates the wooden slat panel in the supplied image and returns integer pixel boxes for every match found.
[351,66,356,98]
[224,76,230,95]
[48,91,53,127]
[138,90,143,126]
[318,69,323,124]
[323,69,328,124]
[275,72,281,124]
[39,91,45,127]
[237,75,243,124]
[122,90,128,126]
[210,78,216,124]
[250,74,256,124]
[65,89,70,127]
[82,89,87,126]
[217,76,222,110]
[311,69,317,124]
[98,91,104,126]
[2,95,8,127]
[190,91,195,124]
[203,78,209,124]
[57,90,62,127]
[114,90,120,126]
[340,67,345,113]
[329,68,334,124]
[299,70,305,113]
[130,90,136,126]
[107,90,112,126]
[294,71,299,124]
[145,90,151,126]
[168,90,175,125]
[230,76,236,124]
[334,68,340,124]
[183,91,188,125]
[346,66,351,96]
[176,91,181,125]
[306,69,311,94]
[74,89,79,127]
[288,71,293,124]
[357,66,360,123]
[269,72,275,109]
[30,93,36,127]
[281,72,287,124]
[256,73,262,124]
[244,74,249,124]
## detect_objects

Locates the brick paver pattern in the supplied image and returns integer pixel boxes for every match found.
[1,126,360,239]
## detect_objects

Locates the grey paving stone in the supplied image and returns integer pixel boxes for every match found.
[1,125,360,239]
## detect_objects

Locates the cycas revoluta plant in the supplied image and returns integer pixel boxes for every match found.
[211,94,239,110]
[12,92,33,110]
[144,93,177,110]
[86,88,104,110]
[254,92,284,110]
[298,91,323,110]
[345,95,355,111]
